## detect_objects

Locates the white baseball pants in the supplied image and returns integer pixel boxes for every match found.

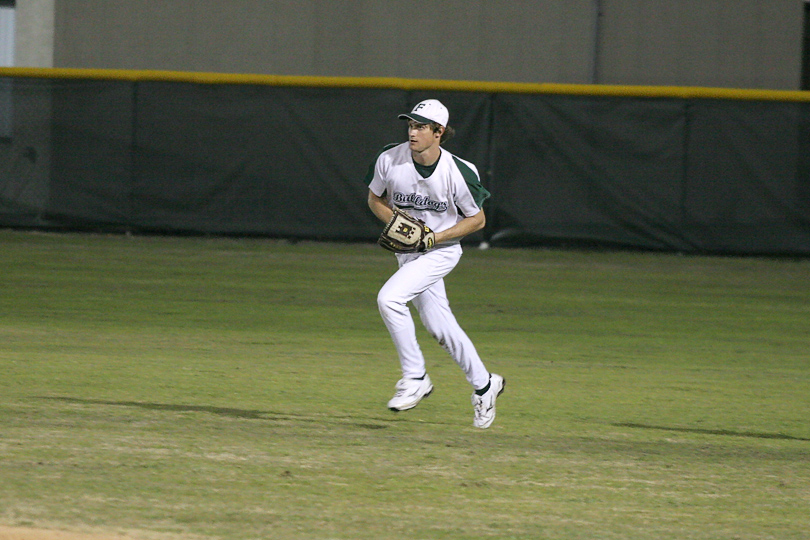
[377,244,490,390]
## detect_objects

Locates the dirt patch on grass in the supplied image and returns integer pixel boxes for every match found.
[0,527,139,540]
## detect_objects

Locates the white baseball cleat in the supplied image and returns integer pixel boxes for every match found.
[387,375,433,411]
[472,373,505,429]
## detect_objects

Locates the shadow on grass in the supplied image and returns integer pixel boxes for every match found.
[614,422,810,442]
[38,396,391,430]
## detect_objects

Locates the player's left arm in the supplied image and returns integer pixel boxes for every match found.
[434,209,485,244]
[435,155,489,244]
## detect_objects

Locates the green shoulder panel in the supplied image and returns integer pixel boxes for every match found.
[452,156,491,208]
[364,143,399,186]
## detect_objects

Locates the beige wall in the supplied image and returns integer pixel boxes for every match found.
[11,0,807,89]
[47,0,597,83]
[597,0,805,89]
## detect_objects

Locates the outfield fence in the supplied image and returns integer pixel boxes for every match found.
[1,68,809,254]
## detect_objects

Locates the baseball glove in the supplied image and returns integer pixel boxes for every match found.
[378,208,436,253]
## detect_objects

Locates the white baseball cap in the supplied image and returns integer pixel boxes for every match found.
[398,99,449,127]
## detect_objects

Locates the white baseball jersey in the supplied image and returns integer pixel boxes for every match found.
[369,141,493,391]
[367,142,490,244]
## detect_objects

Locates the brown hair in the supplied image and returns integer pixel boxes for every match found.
[432,122,455,145]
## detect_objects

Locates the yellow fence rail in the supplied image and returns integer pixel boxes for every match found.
[2,67,810,103]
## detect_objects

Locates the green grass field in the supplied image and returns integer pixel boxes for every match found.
[1,229,808,540]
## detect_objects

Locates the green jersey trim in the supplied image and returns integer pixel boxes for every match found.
[452,156,491,208]
[364,143,399,186]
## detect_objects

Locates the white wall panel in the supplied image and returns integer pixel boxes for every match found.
[0,6,14,66]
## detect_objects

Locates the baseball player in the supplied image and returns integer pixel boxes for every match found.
[365,99,505,429]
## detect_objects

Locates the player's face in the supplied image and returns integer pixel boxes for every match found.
[407,120,442,154]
